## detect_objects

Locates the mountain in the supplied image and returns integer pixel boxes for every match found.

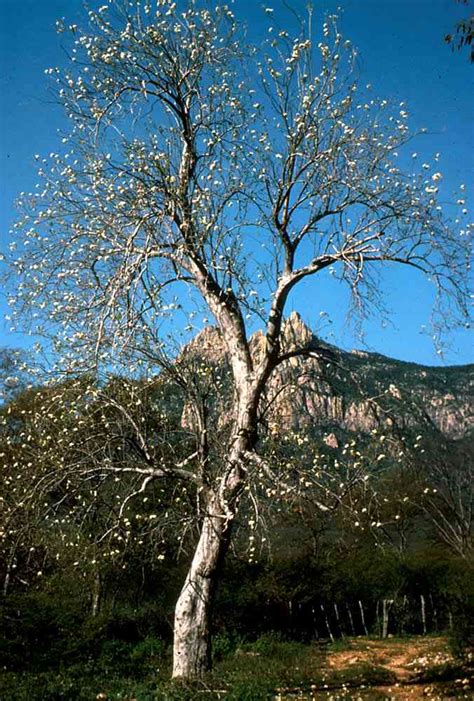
[183,312,473,442]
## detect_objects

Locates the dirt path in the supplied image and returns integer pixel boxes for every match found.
[281,636,474,699]
[325,635,454,683]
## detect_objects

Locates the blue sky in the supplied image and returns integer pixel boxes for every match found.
[0,0,472,366]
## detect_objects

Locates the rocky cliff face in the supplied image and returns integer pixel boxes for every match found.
[182,313,473,441]
[261,312,473,440]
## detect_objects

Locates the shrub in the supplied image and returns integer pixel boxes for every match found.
[212,631,243,661]
[449,612,474,660]
[130,635,168,667]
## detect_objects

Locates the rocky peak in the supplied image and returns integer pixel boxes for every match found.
[181,325,225,364]
[179,317,473,441]
[250,313,317,362]
[281,311,314,350]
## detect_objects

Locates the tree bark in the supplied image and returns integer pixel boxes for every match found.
[91,570,101,617]
[171,330,258,679]
[172,494,231,679]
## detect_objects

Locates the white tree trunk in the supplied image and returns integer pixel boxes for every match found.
[420,594,427,635]
[172,498,230,679]
[172,362,257,678]
[359,600,369,636]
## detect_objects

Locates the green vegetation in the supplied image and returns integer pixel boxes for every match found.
[1,335,472,694]
[2,633,472,700]
[1,539,473,698]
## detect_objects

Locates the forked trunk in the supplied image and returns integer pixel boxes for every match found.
[172,499,230,679]
[172,383,257,679]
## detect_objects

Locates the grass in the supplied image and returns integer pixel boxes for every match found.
[1,636,322,701]
[323,662,397,688]
[414,660,473,683]
[1,634,472,700]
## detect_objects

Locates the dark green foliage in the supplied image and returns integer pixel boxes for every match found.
[212,631,244,662]
[0,349,472,693]
[450,615,474,660]
[2,630,473,700]
[2,517,470,686]
[0,669,167,701]
[448,572,474,660]
[415,661,472,683]
[0,589,88,670]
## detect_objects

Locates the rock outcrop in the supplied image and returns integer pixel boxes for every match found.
[181,315,473,440]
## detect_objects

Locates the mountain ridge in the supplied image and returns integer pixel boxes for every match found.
[183,313,473,441]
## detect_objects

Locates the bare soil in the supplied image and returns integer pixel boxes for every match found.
[279,636,473,700]
[326,636,453,680]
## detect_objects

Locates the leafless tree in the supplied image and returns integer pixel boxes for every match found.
[418,441,473,558]
[5,1,471,679]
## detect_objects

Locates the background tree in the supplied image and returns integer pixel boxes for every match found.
[6,1,471,680]
[445,0,474,62]
[0,348,28,404]
[416,434,473,558]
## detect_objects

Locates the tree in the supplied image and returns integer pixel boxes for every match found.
[0,377,188,606]
[6,1,471,679]
[0,348,28,404]
[417,435,473,558]
[445,1,474,62]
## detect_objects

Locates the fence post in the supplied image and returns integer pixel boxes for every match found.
[334,602,344,638]
[346,602,356,636]
[420,594,427,635]
[321,603,334,642]
[359,600,369,636]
